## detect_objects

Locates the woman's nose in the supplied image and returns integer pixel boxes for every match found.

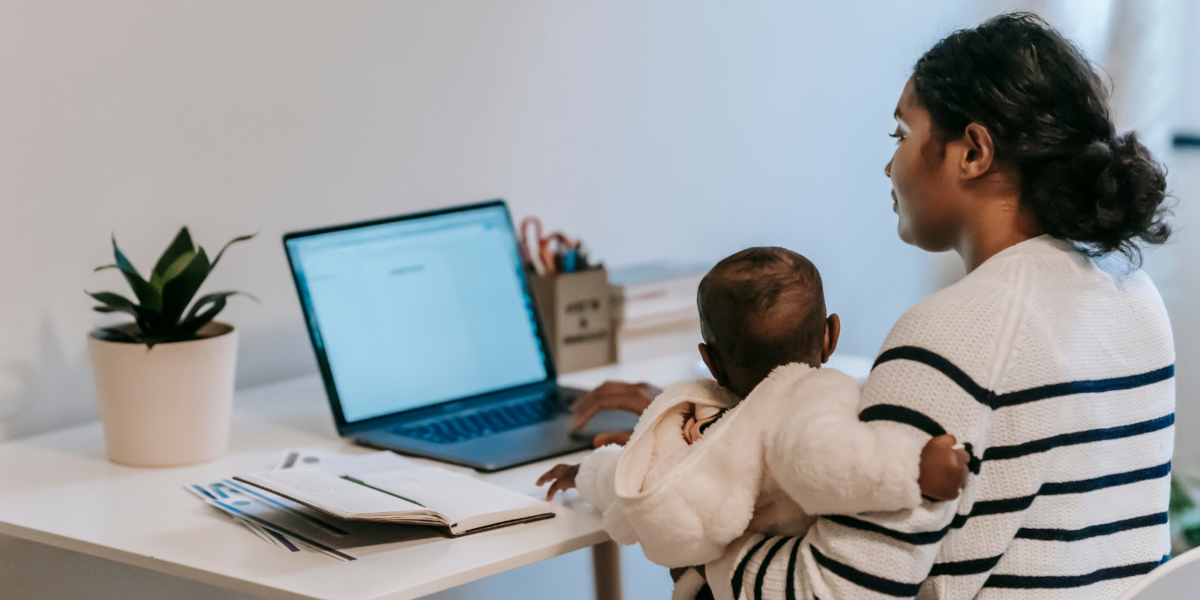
[884,157,893,178]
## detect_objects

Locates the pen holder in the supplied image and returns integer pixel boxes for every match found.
[529,267,618,373]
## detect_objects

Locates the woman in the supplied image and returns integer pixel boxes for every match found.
[576,13,1175,599]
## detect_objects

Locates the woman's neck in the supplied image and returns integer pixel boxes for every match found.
[955,189,1041,272]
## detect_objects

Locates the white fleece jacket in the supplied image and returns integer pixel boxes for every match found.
[575,363,926,568]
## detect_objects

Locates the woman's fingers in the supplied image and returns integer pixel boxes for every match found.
[570,381,633,429]
[570,381,658,430]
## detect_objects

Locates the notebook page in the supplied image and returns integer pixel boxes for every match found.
[359,468,544,526]
[238,469,425,518]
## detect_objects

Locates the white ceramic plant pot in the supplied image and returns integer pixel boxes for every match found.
[88,322,238,467]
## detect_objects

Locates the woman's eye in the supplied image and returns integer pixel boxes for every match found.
[888,131,904,141]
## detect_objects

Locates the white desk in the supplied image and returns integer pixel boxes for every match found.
[0,352,705,600]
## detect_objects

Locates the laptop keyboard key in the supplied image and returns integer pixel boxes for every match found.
[391,394,569,444]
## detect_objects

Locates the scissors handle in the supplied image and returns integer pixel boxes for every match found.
[519,216,544,274]
[538,233,573,276]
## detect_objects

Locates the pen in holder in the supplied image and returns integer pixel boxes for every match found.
[520,216,617,373]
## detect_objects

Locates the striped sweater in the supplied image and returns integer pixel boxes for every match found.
[705,235,1176,600]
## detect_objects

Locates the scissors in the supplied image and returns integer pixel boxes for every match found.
[519,216,578,275]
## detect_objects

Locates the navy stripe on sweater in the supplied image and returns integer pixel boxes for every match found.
[948,461,1168,528]
[733,536,772,600]
[810,546,922,597]
[1015,512,1168,541]
[819,462,1171,548]
[923,513,1169,579]
[823,515,951,545]
[785,538,801,600]
[755,538,791,600]
[983,556,1168,589]
[872,347,991,404]
[928,554,1003,577]
[1040,461,1171,496]
[870,346,1172,411]
[984,413,1174,462]
[859,404,947,437]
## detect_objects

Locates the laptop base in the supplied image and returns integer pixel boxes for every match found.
[354,405,640,472]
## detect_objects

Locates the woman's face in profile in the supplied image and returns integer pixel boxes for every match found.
[884,78,963,252]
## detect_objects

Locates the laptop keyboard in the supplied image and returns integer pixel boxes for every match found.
[391,393,572,445]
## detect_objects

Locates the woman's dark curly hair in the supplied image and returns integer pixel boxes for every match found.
[913,12,1170,262]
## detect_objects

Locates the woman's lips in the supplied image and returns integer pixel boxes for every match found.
[891,190,898,212]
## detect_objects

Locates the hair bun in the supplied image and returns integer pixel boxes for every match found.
[1027,131,1169,259]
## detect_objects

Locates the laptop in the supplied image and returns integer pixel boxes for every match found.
[283,200,639,472]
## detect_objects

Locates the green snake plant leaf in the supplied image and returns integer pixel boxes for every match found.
[110,235,163,313]
[151,227,195,280]
[210,233,256,271]
[176,295,228,336]
[154,250,197,290]
[93,229,255,346]
[181,291,256,324]
[87,291,144,318]
[158,247,210,326]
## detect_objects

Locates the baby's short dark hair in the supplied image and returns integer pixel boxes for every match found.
[697,247,826,370]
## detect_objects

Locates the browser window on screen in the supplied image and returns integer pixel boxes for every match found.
[287,206,548,423]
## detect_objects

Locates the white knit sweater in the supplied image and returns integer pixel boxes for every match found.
[707,236,1176,600]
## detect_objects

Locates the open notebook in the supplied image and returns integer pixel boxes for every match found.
[234,467,554,537]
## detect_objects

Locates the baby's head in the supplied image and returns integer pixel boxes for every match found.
[696,247,840,398]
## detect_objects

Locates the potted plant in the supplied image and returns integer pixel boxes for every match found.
[87,227,254,467]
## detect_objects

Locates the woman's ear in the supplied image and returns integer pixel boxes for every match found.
[820,313,841,364]
[698,343,729,387]
[958,122,996,179]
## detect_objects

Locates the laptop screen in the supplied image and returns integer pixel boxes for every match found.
[285,204,550,424]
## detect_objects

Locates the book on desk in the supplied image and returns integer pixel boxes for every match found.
[234,466,554,537]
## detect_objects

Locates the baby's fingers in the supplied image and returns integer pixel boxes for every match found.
[545,478,575,501]
[536,464,574,486]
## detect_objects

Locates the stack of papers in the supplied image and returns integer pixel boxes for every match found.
[187,448,554,561]
[609,261,709,333]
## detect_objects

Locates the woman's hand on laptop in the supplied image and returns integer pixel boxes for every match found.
[570,381,660,431]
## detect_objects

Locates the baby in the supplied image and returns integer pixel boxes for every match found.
[538,247,966,592]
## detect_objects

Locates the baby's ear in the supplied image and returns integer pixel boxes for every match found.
[821,313,841,364]
[698,343,730,387]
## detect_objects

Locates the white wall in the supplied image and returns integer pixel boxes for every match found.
[0,0,974,441]
[1178,0,1200,135]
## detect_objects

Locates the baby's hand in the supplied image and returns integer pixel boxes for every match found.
[918,434,970,501]
[537,463,581,501]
